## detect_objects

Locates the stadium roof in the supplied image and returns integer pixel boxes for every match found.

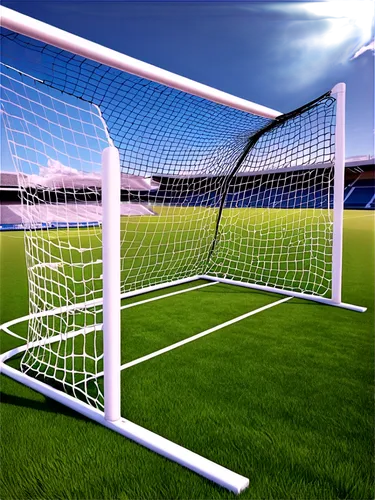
[0,172,18,187]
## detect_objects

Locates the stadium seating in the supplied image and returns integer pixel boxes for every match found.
[1,168,373,231]
[0,202,156,229]
[344,172,374,209]
[345,187,374,208]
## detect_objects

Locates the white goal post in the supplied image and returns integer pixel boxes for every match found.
[0,5,366,496]
[102,146,121,423]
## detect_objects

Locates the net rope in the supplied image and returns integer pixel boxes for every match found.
[0,29,335,409]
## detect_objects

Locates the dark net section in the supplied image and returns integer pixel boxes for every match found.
[208,94,336,296]
[0,28,269,295]
[0,29,272,179]
[0,28,336,299]
[240,93,336,174]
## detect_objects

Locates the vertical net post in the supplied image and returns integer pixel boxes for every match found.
[102,146,121,422]
[331,83,346,305]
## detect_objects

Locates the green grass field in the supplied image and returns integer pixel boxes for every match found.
[0,209,374,499]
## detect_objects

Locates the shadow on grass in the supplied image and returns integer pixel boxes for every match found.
[200,285,277,297]
[0,390,88,420]
[201,286,334,307]
[199,287,321,304]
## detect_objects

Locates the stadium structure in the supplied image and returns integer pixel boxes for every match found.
[1,157,373,231]
[0,159,159,230]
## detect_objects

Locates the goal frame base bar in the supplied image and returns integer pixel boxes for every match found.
[0,348,249,495]
[198,275,367,313]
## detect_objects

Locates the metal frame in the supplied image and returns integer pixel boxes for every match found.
[102,147,121,422]
[199,276,366,313]
[331,83,346,305]
[0,5,366,496]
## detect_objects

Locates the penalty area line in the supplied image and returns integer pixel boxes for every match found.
[120,295,293,372]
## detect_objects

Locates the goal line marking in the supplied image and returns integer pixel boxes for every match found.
[119,295,293,372]
[120,280,218,311]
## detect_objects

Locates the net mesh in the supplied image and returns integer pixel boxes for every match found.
[0,29,335,409]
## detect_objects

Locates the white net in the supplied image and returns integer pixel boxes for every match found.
[209,169,333,296]
[0,30,336,409]
[1,64,108,407]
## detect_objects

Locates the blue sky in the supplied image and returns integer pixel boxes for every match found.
[1,0,374,170]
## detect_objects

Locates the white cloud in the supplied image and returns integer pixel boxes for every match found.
[27,159,101,188]
[351,40,375,59]
[25,159,159,191]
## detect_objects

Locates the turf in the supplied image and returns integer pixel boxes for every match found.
[0,209,374,499]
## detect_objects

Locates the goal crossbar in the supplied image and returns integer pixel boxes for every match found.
[0,6,281,119]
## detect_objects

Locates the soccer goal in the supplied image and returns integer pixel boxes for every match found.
[0,6,366,494]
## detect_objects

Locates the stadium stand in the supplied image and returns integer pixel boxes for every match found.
[344,170,375,209]
[0,162,157,230]
[0,204,22,225]
[0,171,19,188]
[1,160,374,231]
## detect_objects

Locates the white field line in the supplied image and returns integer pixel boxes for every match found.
[1,233,25,239]
[0,281,218,341]
[0,325,25,340]
[87,295,292,382]
[120,280,217,311]
[119,295,292,372]
[1,277,201,332]
[47,231,101,240]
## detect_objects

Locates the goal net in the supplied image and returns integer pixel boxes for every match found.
[0,26,337,411]
[1,8,354,491]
